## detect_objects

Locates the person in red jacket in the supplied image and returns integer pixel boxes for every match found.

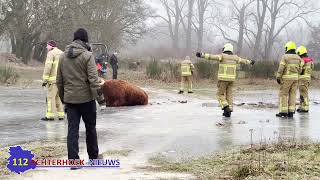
[296,46,314,113]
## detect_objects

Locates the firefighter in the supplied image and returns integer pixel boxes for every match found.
[276,41,304,118]
[296,46,314,113]
[179,56,195,94]
[196,43,255,117]
[41,40,64,121]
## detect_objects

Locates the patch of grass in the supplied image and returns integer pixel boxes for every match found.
[0,141,65,177]
[149,141,320,180]
[0,65,19,84]
[102,149,133,157]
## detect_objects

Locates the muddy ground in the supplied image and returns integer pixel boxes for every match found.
[1,82,320,179]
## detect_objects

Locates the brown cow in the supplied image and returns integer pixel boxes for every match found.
[101,80,148,107]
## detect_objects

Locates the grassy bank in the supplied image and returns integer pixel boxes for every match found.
[4,63,320,90]
[149,140,320,180]
[0,65,19,85]
[0,141,66,177]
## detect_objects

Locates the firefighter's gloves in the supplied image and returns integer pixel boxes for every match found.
[42,82,47,87]
[196,52,202,58]
[250,60,256,65]
[276,78,281,85]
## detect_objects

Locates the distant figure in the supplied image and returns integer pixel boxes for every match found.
[41,40,64,121]
[179,56,195,94]
[110,52,119,79]
[57,28,105,167]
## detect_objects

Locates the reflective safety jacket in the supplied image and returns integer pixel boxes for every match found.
[276,54,303,81]
[42,48,64,84]
[202,53,252,81]
[181,59,195,76]
[299,57,314,81]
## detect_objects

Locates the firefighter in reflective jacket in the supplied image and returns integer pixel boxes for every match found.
[41,40,64,121]
[296,46,314,113]
[276,41,304,118]
[179,56,195,94]
[196,43,255,117]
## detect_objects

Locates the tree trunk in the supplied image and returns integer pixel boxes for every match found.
[186,0,195,55]
[252,0,267,60]
[237,5,245,55]
[173,0,181,54]
[264,0,278,60]
[196,0,206,51]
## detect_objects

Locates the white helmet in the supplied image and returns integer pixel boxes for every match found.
[223,43,234,53]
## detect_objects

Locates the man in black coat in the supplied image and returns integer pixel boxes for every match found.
[110,52,118,79]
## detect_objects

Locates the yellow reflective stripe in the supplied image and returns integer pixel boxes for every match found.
[204,54,211,59]
[48,77,56,81]
[43,75,50,80]
[58,112,65,117]
[288,106,296,111]
[46,112,55,118]
[218,75,236,78]
[204,54,222,61]
[221,64,237,68]
[280,62,286,66]
[217,96,228,109]
[46,60,54,64]
[279,97,288,113]
[287,64,299,67]
[282,74,299,79]
[47,99,52,112]
[299,74,311,79]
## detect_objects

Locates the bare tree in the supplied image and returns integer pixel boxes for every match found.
[215,0,253,55]
[158,0,186,53]
[193,0,211,51]
[307,25,320,60]
[185,0,195,54]
[263,0,318,60]
[246,0,267,60]
[0,0,151,63]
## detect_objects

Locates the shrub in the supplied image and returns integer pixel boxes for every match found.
[146,59,162,79]
[314,63,320,71]
[0,65,19,84]
[194,61,218,79]
[242,60,278,79]
[161,61,180,82]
